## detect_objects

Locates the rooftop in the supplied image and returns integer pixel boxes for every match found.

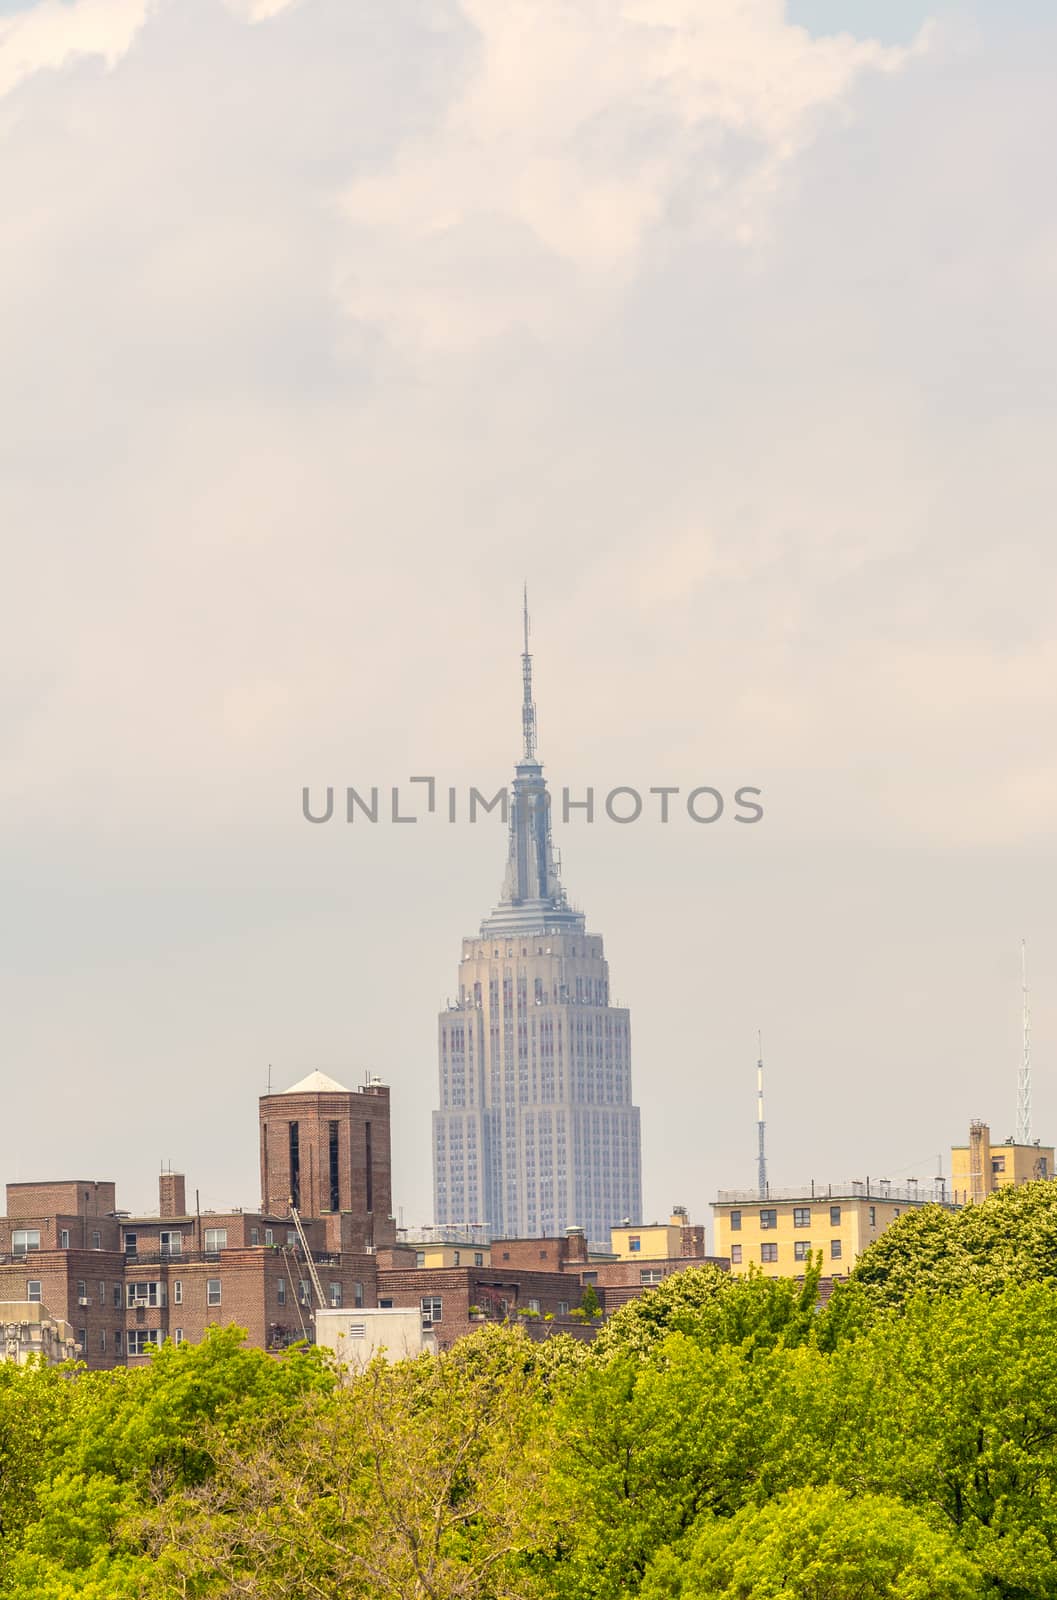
[715,1181,956,1207]
[280,1071,350,1095]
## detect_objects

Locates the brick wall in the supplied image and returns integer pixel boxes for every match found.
[377,1265,584,1351]
[5,1181,117,1220]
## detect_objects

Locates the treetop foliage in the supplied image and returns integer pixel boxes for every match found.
[6,1183,1057,1597]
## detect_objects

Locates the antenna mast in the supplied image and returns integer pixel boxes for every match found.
[756,1030,767,1199]
[521,583,537,763]
[1018,939,1031,1144]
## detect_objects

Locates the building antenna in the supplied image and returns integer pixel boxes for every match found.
[521,583,537,763]
[756,1030,768,1199]
[267,1062,272,1096]
[1018,939,1031,1145]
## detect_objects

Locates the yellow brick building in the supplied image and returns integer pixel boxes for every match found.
[950,1121,1053,1204]
[410,1242,490,1269]
[610,1208,704,1261]
[712,1181,958,1278]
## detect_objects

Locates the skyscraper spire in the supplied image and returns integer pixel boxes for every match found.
[481,593,580,933]
[1018,938,1032,1145]
[521,583,537,764]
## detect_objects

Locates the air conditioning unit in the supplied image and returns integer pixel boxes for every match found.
[77,1297,91,1307]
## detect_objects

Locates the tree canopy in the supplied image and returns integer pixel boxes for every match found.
[6,1185,1057,1597]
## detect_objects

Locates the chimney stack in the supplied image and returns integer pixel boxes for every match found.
[159,1172,187,1218]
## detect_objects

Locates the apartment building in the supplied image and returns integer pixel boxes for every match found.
[712,1181,959,1279]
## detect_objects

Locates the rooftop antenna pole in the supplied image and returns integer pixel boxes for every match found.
[756,1030,767,1199]
[1018,939,1031,1145]
[521,583,537,763]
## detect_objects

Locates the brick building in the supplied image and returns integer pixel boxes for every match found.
[1,1075,731,1368]
[0,1073,395,1368]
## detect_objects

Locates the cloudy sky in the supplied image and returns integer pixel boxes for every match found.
[2,0,1056,1237]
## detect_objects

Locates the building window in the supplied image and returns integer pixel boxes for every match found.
[127,1283,165,1308]
[123,1231,137,1257]
[91,1230,101,1250]
[558,1300,570,1316]
[729,1210,741,1232]
[528,1298,540,1313]
[474,1251,483,1266]
[453,1250,461,1266]
[421,1297,443,1325]
[830,1205,841,1226]
[99,1281,106,1306]
[416,1251,426,1267]
[640,1268,664,1285]
[793,1208,811,1228]
[115,1330,122,1354]
[992,1156,1006,1174]
[160,1231,183,1257]
[264,1228,274,1246]
[13,1229,40,1253]
[869,1207,876,1227]
[100,1330,107,1353]
[127,1330,161,1357]
[250,1228,259,1246]
[60,1229,70,1249]
[759,1209,777,1229]
[174,1329,184,1346]
[299,1281,312,1306]
[207,1279,222,1308]
[27,1281,42,1303]
[288,1121,301,1211]
[354,1281,364,1309]
[204,1228,227,1253]
[174,1281,183,1305]
[582,1271,598,1285]
[329,1283,342,1308]
[329,1120,341,1212]
[77,1280,87,1302]
[831,1239,843,1260]
[286,1230,297,1247]
[628,1236,641,1252]
[794,1241,812,1261]
[730,1244,743,1264]
[379,1298,393,1309]
[113,1286,121,1308]
[77,1329,87,1351]
[277,1278,286,1305]
[760,1243,778,1263]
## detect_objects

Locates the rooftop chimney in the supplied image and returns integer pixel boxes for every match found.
[159,1173,187,1219]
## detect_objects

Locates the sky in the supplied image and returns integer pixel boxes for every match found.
[2,0,1056,1240]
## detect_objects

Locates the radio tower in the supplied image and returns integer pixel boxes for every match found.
[756,1031,768,1199]
[1018,939,1031,1145]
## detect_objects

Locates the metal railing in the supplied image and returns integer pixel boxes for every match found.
[715,1180,962,1206]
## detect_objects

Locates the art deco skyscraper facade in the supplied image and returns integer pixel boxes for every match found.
[433,604,642,1249]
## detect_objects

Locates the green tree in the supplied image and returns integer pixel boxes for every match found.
[818,1283,1057,1596]
[824,1181,1057,1336]
[640,1486,985,1600]
[593,1260,822,1361]
[0,1327,332,1600]
[143,1324,556,1600]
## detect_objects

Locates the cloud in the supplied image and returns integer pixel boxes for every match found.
[338,0,915,350]
[0,0,151,100]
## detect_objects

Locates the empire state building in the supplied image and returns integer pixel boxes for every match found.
[432,602,643,1248]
